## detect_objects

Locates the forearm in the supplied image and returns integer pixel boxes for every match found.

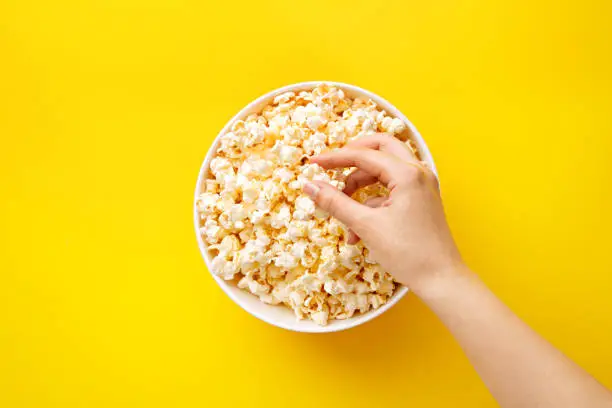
[412,265,612,408]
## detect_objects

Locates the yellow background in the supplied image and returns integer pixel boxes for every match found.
[2,0,611,407]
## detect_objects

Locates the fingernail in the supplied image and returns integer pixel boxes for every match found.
[303,182,320,199]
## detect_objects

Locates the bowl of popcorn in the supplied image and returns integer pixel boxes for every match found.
[194,82,436,333]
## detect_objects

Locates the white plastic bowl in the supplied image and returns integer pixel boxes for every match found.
[194,81,437,333]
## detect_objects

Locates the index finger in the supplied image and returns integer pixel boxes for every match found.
[310,148,405,187]
[347,133,418,163]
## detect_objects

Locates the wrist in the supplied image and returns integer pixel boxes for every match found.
[408,261,473,300]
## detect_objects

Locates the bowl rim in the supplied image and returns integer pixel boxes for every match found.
[193,81,437,333]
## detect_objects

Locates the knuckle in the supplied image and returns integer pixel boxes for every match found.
[381,133,396,143]
[401,163,426,185]
[345,177,358,192]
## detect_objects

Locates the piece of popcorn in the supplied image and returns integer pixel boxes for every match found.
[244,122,267,146]
[218,172,236,191]
[303,137,326,156]
[338,244,361,269]
[296,91,314,102]
[251,158,274,177]
[217,212,232,230]
[268,113,289,133]
[210,254,240,280]
[240,239,268,271]
[317,247,339,275]
[200,218,223,244]
[285,221,308,241]
[310,310,329,326]
[293,195,315,220]
[292,273,322,294]
[228,204,248,223]
[381,116,403,134]
[314,208,328,220]
[288,179,303,191]
[253,196,270,212]
[354,281,370,295]
[273,167,294,184]
[388,118,406,134]
[288,290,307,310]
[205,179,219,194]
[307,227,328,247]
[377,279,395,295]
[280,126,305,145]
[270,204,291,229]
[312,171,331,183]
[306,115,326,131]
[301,250,317,268]
[326,218,345,237]
[274,143,303,166]
[274,91,295,105]
[323,278,351,295]
[210,156,231,173]
[274,251,298,269]
[215,234,241,255]
[290,240,308,258]
[361,118,376,131]
[363,263,382,287]
[238,276,270,297]
[196,192,220,214]
[262,179,281,201]
[368,293,386,310]
[248,209,267,225]
[241,181,260,204]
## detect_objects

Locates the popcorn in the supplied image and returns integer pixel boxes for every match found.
[200,218,223,244]
[274,252,298,269]
[197,84,405,325]
[273,91,295,105]
[248,209,267,225]
[196,193,219,214]
[273,167,294,184]
[238,276,270,297]
[381,117,406,134]
[210,157,233,176]
[274,143,302,166]
[228,204,248,223]
[290,240,308,258]
[285,220,310,241]
[241,181,260,204]
[270,204,292,229]
[311,310,329,326]
[251,159,274,177]
[293,195,315,220]
[338,244,361,269]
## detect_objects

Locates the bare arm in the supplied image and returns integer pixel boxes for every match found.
[305,133,612,408]
[414,266,612,408]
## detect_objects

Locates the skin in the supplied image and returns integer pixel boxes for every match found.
[302,133,612,408]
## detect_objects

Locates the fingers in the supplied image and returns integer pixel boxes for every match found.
[347,230,360,245]
[347,196,390,244]
[303,181,373,229]
[364,196,389,207]
[347,133,417,163]
[343,169,378,197]
[310,148,404,189]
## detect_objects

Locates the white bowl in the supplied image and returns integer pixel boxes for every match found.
[194,81,437,333]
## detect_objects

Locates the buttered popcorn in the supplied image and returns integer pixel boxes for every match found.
[197,84,412,325]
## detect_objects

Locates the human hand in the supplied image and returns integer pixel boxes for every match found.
[303,134,463,291]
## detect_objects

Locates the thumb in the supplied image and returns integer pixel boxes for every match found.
[303,181,372,230]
